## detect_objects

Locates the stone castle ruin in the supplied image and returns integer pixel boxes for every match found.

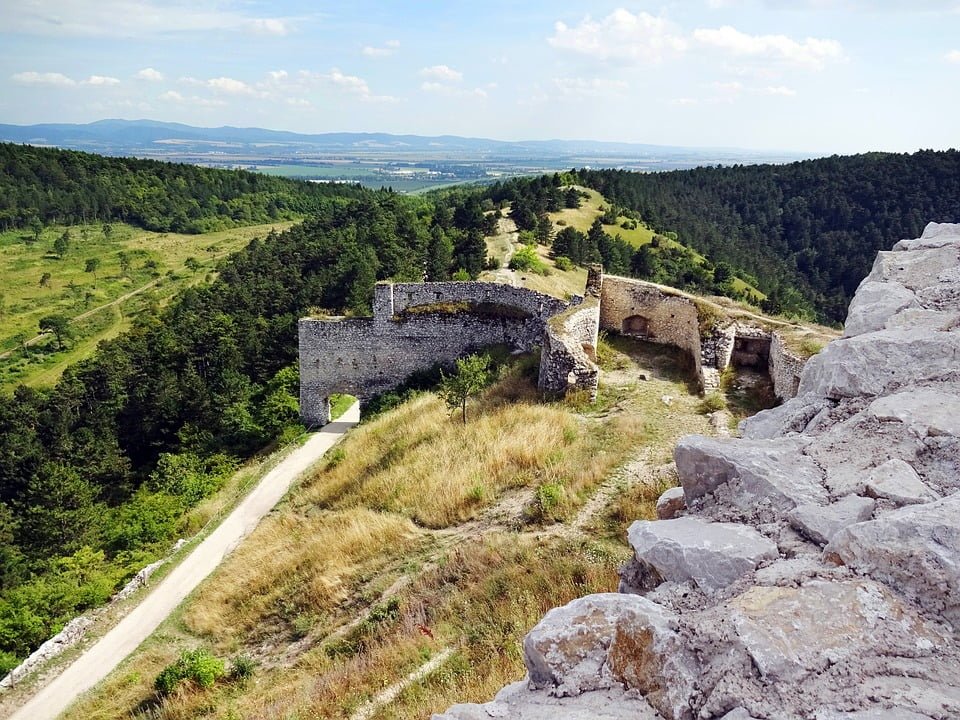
[299,268,808,426]
[436,222,960,719]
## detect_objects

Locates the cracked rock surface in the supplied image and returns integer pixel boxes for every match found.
[435,223,960,720]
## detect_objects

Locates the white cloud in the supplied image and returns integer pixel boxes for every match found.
[553,77,629,97]
[671,97,699,105]
[135,67,164,81]
[420,65,463,82]
[318,68,398,103]
[363,40,400,57]
[946,49,960,63]
[83,75,120,86]
[247,18,290,36]
[4,1,298,38]
[693,25,844,69]
[286,97,311,107]
[267,70,288,81]
[208,76,257,95]
[158,90,225,107]
[11,71,76,87]
[548,9,687,64]
[420,82,488,99]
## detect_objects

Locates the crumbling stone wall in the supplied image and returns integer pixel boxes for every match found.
[539,271,602,398]
[767,332,805,400]
[299,281,583,426]
[599,276,704,387]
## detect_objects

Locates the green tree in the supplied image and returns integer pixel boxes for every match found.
[38,272,51,289]
[84,257,100,284]
[117,251,131,277]
[19,464,99,557]
[28,217,43,243]
[438,353,492,424]
[184,257,202,274]
[39,314,71,349]
[102,223,113,239]
[53,230,70,258]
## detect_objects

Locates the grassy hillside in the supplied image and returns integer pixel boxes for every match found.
[0,221,295,390]
[57,338,728,720]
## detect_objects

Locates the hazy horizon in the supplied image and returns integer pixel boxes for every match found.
[2,1,959,155]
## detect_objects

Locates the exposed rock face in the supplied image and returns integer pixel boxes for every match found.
[436,223,960,720]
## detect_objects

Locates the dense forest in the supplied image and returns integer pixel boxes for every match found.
[0,156,491,670]
[577,150,960,321]
[0,143,366,233]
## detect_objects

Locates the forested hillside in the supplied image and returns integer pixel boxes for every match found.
[0,178,490,671]
[577,150,960,321]
[0,143,365,233]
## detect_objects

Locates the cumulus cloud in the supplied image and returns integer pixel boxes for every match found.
[83,75,120,86]
[693,25,844,69]
[11,71,76,86]
[363,40,400,57]
[247,18,290,36]
[207,76,257,95]
[548,9,687,64]
[420,81,487,99]
[267,70,288,81]
[135,67,164,81]
[313,68,398,103]
[946,49,960,63]
[763,85,797,96]
[158,89,225,107]
[420,65,463,82]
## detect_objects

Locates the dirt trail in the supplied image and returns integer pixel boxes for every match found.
[7,405,360,720]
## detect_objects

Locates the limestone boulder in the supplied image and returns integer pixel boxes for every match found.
[788,495,875,546]
[522,593,698,719]
[843,281,918,337]
[864,459,940,506]
[892,222,960,251]
[867,388,960,439]
[625,517,778,593]
[884,307,960,332]
[674,435,826,511]
[816,710,933,719]
[738,394,834,439]
[728,581,945,685]
[655,487,685,520]
[825,494,960,629]
[432,681,663,720]
[862,245,960,290]
[797,329,960,399]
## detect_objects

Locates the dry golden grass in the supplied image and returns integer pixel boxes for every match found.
[300,377,650,528]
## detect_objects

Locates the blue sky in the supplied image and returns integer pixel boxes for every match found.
[1,1,958,153]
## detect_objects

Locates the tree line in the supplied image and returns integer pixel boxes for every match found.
[576,150,960,321]
[0,149,494,671]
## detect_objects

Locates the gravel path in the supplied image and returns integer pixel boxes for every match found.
[8,404,359,720]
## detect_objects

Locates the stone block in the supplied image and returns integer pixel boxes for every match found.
[788,495,875,545]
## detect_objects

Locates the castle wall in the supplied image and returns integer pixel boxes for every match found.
[300,281,577,426]
[599,276,704,387]
[768,332,806,400]
[539,275,601,398]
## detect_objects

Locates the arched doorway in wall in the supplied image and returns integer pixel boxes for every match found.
[622,314,651,337]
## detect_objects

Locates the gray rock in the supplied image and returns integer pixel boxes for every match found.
[522,593,698,719]
[891,222,960,251]
[719,711,758,720]
[862,246,960,291]
[728,580,945,685]
[843,281,918,337]
[788,495,875,545]
[674,435,826,511]
[816,709,933,719]
[739,394,834,439]
[867,388,960,439]
[864,459,940,506]
[655,487,685,520]
[884,307,960,332]
[923,221,960,239]
[433,682,663,720]
[825,494,960,629]
[626,517,778,592]
[797,329,960,399]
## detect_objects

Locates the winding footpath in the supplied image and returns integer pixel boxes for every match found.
[8,404,360,720]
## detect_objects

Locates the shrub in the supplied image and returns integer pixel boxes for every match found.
[699,392,727,414]
[229,655,256,684]
[553,256,574,271]
[508,245,550,276]
[154,648,225,695]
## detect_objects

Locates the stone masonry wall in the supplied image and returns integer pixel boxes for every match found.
[300,281,582,426]
[599,276,704,388]
[436,222,960,720]
[767,332,805,401]
[539,283,601,399]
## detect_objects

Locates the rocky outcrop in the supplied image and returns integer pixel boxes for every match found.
[436,222,960,720]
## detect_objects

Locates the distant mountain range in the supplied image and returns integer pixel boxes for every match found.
[0,119,807,163]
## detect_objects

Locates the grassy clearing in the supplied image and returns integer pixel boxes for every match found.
[0,220,295,389]
[548,187,656,248]
[59,344,714,720]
